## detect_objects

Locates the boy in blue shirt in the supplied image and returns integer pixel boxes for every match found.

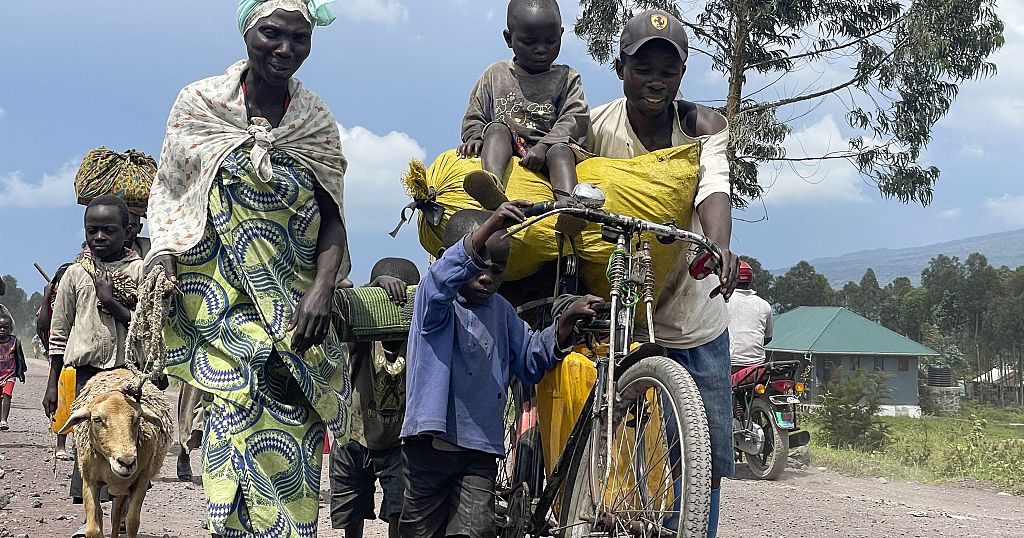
[400,202,601,538]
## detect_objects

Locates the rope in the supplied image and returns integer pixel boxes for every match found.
[124,270,177,395]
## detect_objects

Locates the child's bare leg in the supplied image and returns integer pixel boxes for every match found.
[547,144,586,235]
[466,123,515,210]
[546,144,579,196]
[480,123,514,186]
[57,434,68,451]
[0,395,11,422]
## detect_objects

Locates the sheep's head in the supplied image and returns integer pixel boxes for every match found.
[59,390,162,480]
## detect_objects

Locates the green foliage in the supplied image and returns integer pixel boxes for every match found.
[772,261,835,313]
[0,275,43,345]
[574,0,1004,207]
[806,407,1024,494]
[818,369,892,450]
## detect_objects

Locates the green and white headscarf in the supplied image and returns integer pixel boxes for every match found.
[237,0,337,34]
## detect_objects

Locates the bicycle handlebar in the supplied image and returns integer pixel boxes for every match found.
[511,200,721,265]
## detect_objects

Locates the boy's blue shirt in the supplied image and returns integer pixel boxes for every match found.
[401,236,561,455]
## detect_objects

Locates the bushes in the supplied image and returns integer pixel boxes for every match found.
[818,369,892,450]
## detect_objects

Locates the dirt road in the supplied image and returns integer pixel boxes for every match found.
[1,358,1021,537]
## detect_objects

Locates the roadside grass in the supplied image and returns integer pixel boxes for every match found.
[803,402,1024,495]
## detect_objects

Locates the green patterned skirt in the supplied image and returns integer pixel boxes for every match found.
[165,147,349,538]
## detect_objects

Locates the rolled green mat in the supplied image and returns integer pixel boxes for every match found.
[333,285,416,343]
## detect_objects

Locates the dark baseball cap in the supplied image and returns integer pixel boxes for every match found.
[620,9,688,60]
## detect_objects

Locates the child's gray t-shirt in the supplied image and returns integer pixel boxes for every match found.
[461,60,590,148]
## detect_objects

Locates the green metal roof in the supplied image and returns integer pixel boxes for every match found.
[766,307,938,356]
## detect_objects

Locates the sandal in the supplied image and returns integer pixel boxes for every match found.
[464,170,508,210]
[55,449,73,461]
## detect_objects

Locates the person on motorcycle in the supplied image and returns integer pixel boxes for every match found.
[727,261,774,372]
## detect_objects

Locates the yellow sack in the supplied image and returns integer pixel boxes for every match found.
[535,351,598,477]
[403,144,701,303]
[75,147,157,215]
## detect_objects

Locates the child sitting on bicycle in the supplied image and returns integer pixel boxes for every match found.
[400,202,602,538]
[458,0,590,234]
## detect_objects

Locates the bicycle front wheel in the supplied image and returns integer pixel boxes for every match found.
[559,356,712,538]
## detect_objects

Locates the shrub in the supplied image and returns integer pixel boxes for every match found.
[818,369,892,450]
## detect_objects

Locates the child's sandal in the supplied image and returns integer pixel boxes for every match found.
[464,170,508,210]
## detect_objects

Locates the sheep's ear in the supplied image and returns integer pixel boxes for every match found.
[141,408,164,428]
[57,407,91,435]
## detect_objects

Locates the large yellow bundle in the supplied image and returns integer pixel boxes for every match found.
[75,147,157,215]
[402,144,701,303]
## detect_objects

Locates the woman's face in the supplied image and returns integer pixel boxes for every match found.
[244,9,313,88]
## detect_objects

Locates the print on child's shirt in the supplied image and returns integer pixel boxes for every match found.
[494,92,555,132]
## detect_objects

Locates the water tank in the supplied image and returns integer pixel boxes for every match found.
[927,364,954,387]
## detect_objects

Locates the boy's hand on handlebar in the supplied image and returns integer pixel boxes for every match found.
[709,247,739,301]
[557,295,604,348]
[473,200,532,247]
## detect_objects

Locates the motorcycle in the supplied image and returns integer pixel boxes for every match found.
[731,359,811,479]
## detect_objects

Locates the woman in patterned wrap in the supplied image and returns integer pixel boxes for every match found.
[146,1,349,536]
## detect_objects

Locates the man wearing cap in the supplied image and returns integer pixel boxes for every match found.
[727,261,774,370]
[588,9,739,538]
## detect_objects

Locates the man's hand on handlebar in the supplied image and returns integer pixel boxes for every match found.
[472,200,533,249]
[709,247,739,301]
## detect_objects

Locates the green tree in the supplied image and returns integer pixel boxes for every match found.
[739,255,774,304]
[574,0,1004,206]
[837,269,883,320]
[773,261,835,313]
[0,275,42,344]
[920,255,966,332]
[878,277,926,343]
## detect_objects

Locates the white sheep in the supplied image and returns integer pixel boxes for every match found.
[59,369,173,538]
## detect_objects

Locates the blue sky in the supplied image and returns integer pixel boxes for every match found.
[1,0,1022,293]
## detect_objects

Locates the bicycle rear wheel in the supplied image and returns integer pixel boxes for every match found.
[559,356,711,538]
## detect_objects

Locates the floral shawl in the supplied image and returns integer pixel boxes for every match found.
[146,60,350,277]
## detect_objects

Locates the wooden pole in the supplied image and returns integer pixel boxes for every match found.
[33,263,51,282]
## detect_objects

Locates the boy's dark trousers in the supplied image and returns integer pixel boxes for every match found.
[70,366,114,504]
[398,438,498,538]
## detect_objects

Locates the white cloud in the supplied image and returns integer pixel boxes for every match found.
[335,0,409,25]
[958,144,985,158]
[0,105,6,118]
[0,158,80,209]
[937,208,962,219]
[946,3,1024,134]
[759,115,867,206]
[983,194,1024,227]
[337,124,426,233]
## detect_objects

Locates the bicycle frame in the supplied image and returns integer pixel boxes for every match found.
[497,188,723,536]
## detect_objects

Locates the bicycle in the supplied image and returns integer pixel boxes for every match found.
[493,184,723,538]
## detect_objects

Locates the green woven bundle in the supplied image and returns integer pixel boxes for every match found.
[75,147,157,215]
[333,285,416,343]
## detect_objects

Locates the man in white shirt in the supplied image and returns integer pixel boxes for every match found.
[588,10,740,538]
[727,261,774,369]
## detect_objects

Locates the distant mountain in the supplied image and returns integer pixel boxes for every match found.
[773,229,1024,287]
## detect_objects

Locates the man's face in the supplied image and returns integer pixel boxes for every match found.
[459,234,509,305]
[617,40,686,119]
[84,206,127,262]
